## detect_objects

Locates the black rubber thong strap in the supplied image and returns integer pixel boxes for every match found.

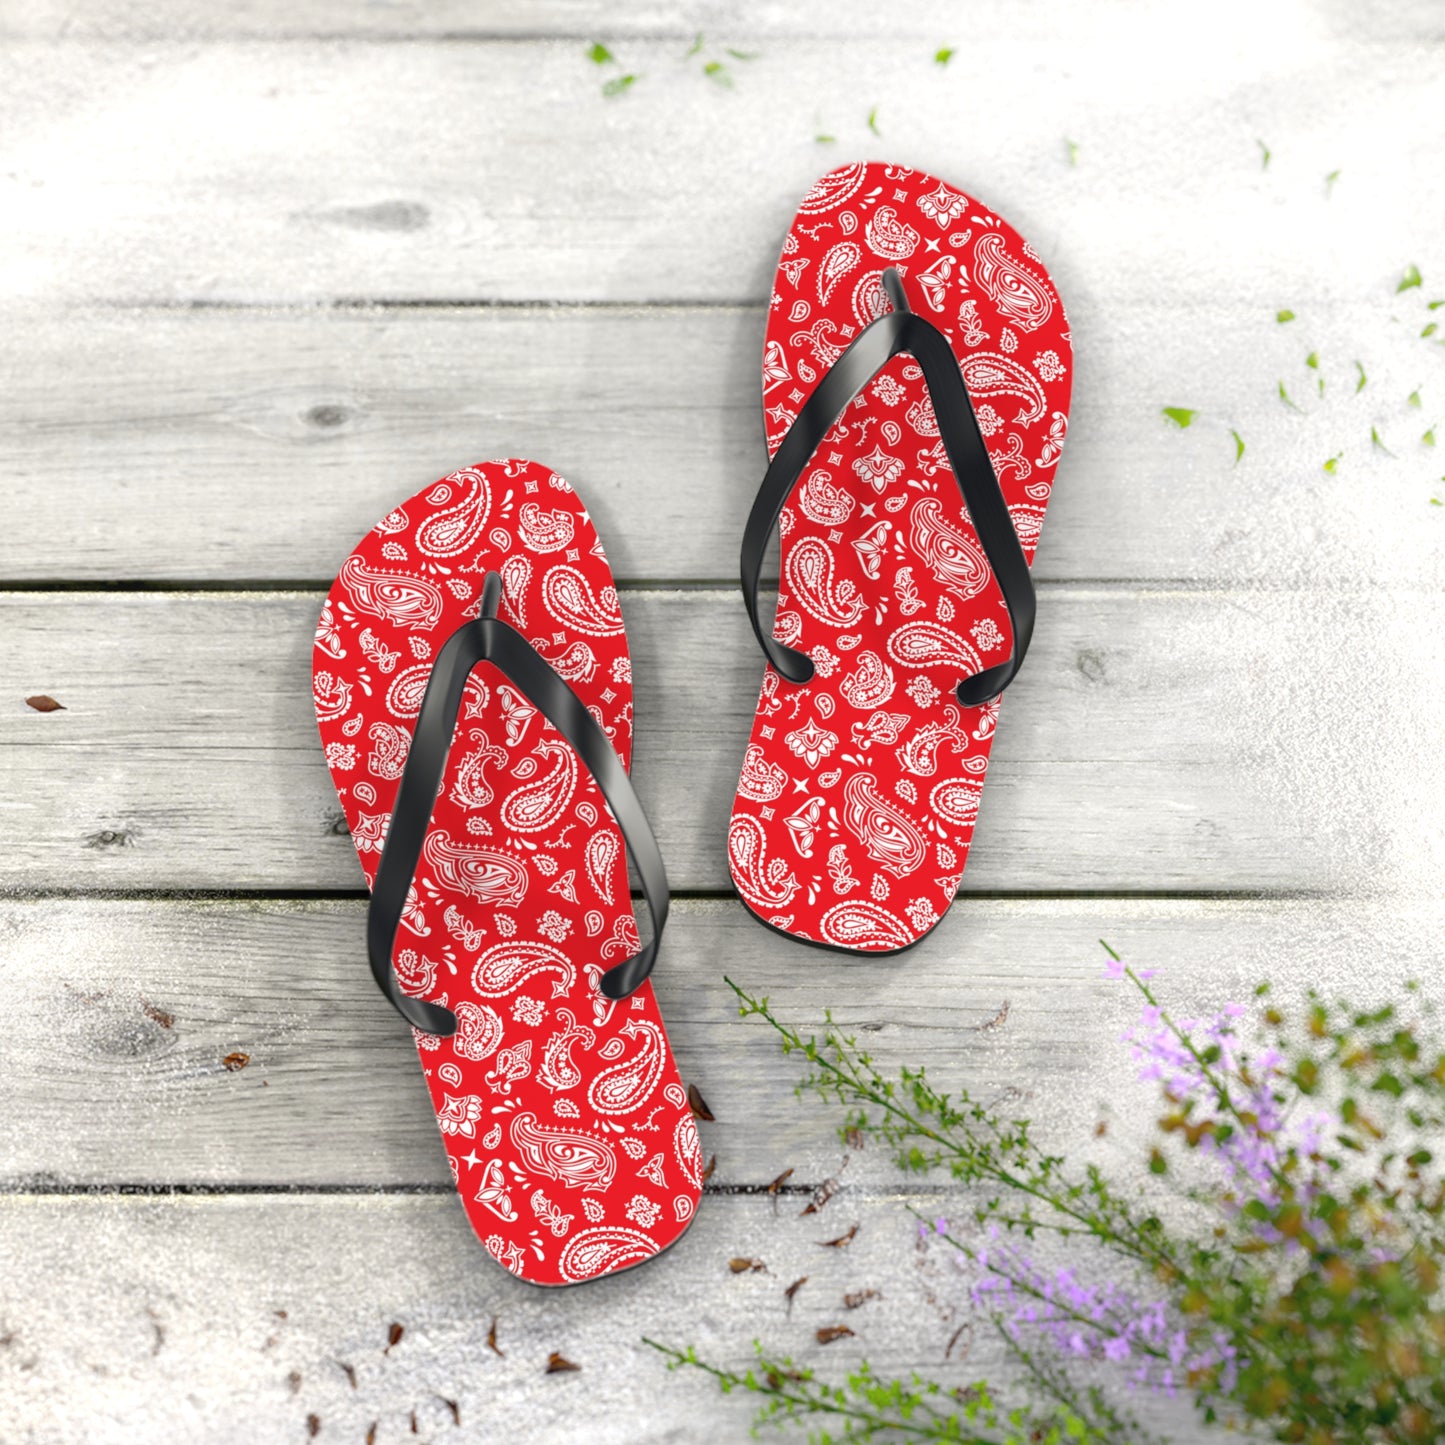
[366,572,669,1035]
[741,267,1036,707]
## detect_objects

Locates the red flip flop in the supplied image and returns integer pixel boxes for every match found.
[729,162,1073,952]
[314,460,703,1285]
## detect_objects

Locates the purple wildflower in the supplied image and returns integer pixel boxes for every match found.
[968,1230,1238,1398]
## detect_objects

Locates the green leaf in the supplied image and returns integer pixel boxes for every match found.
[1325,168,1341,196]
[1278,380,1302,411]
[1423,322,1439,338]
[1305,351,1319,369]
[1409,388,1423,407]
[1354,360,1368,393]
[725,47,759,61]
[1231,429,1246,464]
[1424,429,1437,447]
[587,41,614,64]
[601,73,637,97]
[1323,453,1341,474]
[1257,138,1271,170]
[1276,309,1295,323]
[1372,425,1394,455]
[684,31,704,57]
[1148,1148,1168,1175]
[1398,263,1423,292]
[814,133,836,145]
[1162,406,1197,429]
[867,106,881,135]
[703,60,733,86]
[1065,138,1080,167]
[934,46,954,65]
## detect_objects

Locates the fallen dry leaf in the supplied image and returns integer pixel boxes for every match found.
[306,1415,320,1439]
[945,1321,973,1360]
[844,1288,880,1310]
[222,1052,250,1072]
[546,1352,581,1374]
[844,1126,865,1149]
[765,1366,807,1388]
[803,1156,843,1213]
[336,1361,356,1389]
[729,1257,767,1274]
[410,1410,418,1433]
[687,1083,715,1121]
[1094,1120,1108,1138]
[142,1002,174,1029]
[440,1396,460,1425]
[287,1370,302,1394]
[816,1326,855,1345]
[24,695,64,713]
[819,1224,859,1249]
[701,1154,717,1181]
[784,1276,808,1313]
[487,1315,504,1358]
[971,1000,1010,1032]
[366,1424,377,1445]
[767,1167,794,1201]
[384,1322,403,1355]
[801,1175,841,1216]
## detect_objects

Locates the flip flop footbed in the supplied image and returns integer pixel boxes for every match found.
[314,459,702,1285]
[730,162,1073,951]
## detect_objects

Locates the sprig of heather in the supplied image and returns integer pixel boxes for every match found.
[724,976,1190,1279]
[644,1340,1109,1444]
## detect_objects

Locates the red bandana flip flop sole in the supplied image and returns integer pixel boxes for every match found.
[729,162,1073,952]
[314,459,702,1285]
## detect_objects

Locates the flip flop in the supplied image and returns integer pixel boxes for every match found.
[314,459,704,1285]
[730,162,1072,952]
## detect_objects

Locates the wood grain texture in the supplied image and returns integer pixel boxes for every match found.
[3,0,1437,42]
[1,32,1440,308]
[6,587,1443,895]
[0,0,987,40]
[4,300,1441,588]
[0,1189,1214,1445]
[2,895,1438,1191]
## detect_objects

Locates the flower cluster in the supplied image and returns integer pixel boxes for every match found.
[657,965,1445,1445]
[963,1224,1238,1397]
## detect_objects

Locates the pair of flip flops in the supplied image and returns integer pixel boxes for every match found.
[313,162,1072,1286]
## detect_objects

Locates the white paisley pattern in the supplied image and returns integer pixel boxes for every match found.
[314,460,702,1286]
[732,164,1072,951]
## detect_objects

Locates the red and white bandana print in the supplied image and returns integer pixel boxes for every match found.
[315,459,702,1285]
[730,163,1073,951]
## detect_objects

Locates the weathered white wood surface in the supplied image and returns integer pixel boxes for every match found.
[0,1190,1219,1445]
[2,32,1441,309]
[3,300,1440,588]
[2,0,1443,1439]
[6,588,1445,895]
[2,896,1438,1191]
[5,0,1441,42]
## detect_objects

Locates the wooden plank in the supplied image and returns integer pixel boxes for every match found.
[4,0,1441,43]
[2,897,1438,1190]
[3,302,1440,587]
[1,37,1440,306]
[5,587,1443,894]
[0,0,980,41]
[0,1189,1215,1444]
